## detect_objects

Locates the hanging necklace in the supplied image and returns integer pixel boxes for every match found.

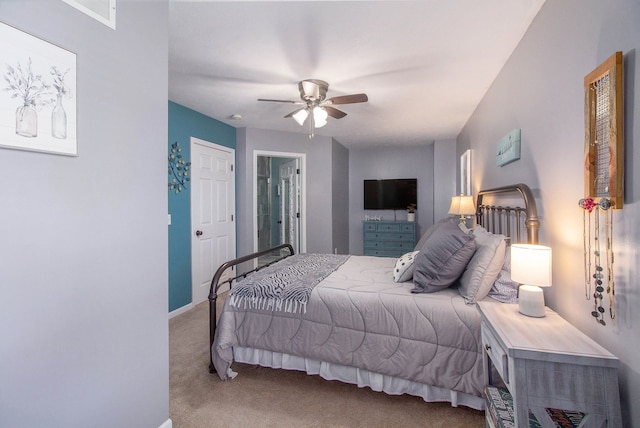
[606,205,616,319]
[579,197,614,326]
[592,204,606,326]
[582,205,591,300]
[579,198,596,300]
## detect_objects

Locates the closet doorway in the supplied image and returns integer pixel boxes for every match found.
[254,151,306,265]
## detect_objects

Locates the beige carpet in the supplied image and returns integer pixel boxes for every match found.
[169,297,485,428]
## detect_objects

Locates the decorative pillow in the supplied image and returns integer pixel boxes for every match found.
[393,251,419,282]
[413,217,450,251]
[458,221,472,235]
[488,249,519,303]
[411,219,477,294]
[458,225,507,304]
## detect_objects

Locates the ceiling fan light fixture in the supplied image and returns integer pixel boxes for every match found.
[259,79,368,137]
[313,106,328,128]
[292,109,309,126]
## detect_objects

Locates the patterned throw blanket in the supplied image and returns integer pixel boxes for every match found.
[229,253,349,314]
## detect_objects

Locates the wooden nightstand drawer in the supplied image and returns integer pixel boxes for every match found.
[482,325,509,386]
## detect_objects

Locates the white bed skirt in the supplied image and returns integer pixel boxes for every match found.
[233,346,485,411]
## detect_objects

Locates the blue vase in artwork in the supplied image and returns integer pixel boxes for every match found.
[51,94,67,139]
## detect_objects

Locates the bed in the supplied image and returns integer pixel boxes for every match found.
[208,183,540,411]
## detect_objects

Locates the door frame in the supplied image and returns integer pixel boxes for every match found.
[253,150,306,254]
[191,137,236,303]
[278,158,299,254]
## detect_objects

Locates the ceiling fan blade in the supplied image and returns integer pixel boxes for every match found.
[284,108,305,118]
[325,106,347,119]
[257,98,303,104]
[325,93,368,105]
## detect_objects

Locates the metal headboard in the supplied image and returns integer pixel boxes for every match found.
[475,183,539,245]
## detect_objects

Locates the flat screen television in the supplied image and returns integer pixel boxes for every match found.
[364,178,417,210]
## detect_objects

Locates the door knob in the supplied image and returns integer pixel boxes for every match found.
[195,230,203,236]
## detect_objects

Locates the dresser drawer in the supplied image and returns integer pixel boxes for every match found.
[482,325,509,386]
[364,248,402,257]
[364,240,414,252]
[375,223,402,232]
[364,223,378,232]
[362,221,416,258]
[400,224,415,233]
[364,232,414,242]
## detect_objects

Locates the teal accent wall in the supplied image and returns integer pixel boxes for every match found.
[168,101,236,312]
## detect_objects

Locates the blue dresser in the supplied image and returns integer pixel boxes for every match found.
[363,221,416,257]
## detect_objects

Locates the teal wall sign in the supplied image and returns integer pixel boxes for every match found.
[496,129,521,167]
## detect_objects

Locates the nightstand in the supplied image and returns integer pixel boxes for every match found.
[477,302,622,428]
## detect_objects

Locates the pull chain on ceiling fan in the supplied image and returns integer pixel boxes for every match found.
[258,79,368,138]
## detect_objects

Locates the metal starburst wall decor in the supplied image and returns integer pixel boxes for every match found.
[168,141,190,194]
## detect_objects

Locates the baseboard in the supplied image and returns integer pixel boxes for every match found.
[159,418,172,428]
[168,303,193,319]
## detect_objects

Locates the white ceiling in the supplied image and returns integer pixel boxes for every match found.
[169,0,546,149]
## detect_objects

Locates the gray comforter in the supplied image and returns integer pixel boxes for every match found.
[212,255,484,397]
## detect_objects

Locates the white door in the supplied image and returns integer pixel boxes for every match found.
[191,137,235,305]
[279,159,300,253]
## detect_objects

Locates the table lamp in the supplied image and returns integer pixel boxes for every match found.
[510,244,552,317]
[448,195,476,224]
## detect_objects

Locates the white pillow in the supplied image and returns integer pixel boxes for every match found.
[393,251,420,282]
[458,225,506,304]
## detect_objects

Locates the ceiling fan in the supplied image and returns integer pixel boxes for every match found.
[258,79,368,138]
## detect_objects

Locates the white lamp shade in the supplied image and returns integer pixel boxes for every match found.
[510,244,552,287]
[292,109,309,126]
[313,106,328,128]
[448,195,475,216]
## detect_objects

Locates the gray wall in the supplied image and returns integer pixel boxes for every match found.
[331,140,350,254]
[433,139,457,221]
[348,145,436,254]
[236,127,345,257]
[458,0,640,425]
[0,2,169,427]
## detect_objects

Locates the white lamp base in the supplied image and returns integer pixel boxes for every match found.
[518,285,546,317]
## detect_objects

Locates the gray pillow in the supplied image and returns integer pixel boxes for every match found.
[413,217,450,251]
[411,219,477,293]
[458,225,507,304]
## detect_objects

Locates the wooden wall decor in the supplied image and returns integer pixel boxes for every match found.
[584,51,624,209]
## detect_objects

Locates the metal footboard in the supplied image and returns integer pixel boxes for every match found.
[208,243,295,373]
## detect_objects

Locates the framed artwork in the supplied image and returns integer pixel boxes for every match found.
[584,51,624,209]
[0,22,77,156]
[460,149,471,196]
[496,129,521,167]
[62,0,116,29]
